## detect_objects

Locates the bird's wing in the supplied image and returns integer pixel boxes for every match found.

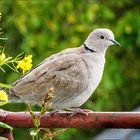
[12,49,89,103]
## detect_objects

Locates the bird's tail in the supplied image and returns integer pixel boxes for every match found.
[0,86,23,103]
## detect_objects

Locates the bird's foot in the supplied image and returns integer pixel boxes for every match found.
[49,109,64,116]
[68,108,93,119]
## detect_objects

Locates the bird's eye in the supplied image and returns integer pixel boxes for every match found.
[100,36,104,39]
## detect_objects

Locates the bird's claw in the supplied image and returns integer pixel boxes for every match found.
[68,108,93,119]
[49,109,64,116]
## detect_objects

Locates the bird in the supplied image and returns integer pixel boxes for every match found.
[2,28,120,115]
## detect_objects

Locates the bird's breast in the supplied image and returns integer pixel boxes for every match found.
[80,54,105,100]
[52,54,105,109]
[61,54,105,108]
[83,53,105,86]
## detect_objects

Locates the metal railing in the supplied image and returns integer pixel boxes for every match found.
[1,110,140,139]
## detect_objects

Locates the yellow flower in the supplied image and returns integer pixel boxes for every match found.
[0,90,8,106]
[67,14,75,24]
[47,20,57,31]
[76,25,85,33]
[0,52,6,59]
[0,52,6,65]
[17,54,33,74]
[125,25,133,34]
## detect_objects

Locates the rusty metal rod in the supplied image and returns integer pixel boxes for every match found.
[1,110,140,128]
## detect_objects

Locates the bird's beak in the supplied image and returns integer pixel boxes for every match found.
[108,39,121,47]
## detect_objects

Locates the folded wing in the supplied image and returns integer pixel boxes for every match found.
[12,50,89,104]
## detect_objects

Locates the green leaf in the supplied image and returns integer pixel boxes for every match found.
[0,67,5,72]
[0,137,8,140]
[0,83,12,89]
[0,122,13,130]
[0,38,8,40]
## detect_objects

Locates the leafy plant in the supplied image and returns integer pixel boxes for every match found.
[0,12,66,140]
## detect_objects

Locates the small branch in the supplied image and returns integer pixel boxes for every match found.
[0,109,140,128]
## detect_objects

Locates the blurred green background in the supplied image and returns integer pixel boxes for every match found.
[0,0,140,140]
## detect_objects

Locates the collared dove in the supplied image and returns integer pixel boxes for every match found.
[4,28,120,113]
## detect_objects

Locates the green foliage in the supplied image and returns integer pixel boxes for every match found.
[27,88,64,140]
[0,122,13,140]
[0,0,140,140]
[0,122,13,130]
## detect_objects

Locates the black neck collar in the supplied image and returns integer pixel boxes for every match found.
[83,43,96,53]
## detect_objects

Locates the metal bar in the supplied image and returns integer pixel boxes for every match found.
[0,110,140,128]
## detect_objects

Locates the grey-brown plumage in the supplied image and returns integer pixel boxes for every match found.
[6,28,120,109]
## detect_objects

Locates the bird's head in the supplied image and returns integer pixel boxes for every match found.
[85,28,120,54]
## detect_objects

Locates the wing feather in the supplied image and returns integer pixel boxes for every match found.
[12,50,89,104]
